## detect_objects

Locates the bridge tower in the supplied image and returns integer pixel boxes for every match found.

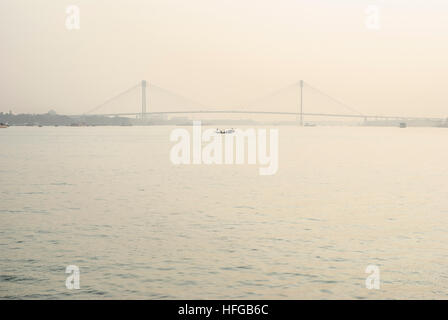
[141,80,147,118]
[299,80,304,126]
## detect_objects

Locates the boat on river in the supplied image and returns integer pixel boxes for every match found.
[215,128,235,134]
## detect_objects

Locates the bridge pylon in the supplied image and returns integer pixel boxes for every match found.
[299,80,304,126]
[141,80,147,118]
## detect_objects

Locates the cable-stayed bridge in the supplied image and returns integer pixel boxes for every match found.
[77,80,445,124]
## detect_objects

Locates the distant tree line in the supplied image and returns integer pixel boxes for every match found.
[0,112,132,126]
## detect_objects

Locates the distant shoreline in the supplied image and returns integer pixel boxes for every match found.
[1,112,447,128]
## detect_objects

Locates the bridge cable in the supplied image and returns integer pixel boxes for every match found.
[304,82,365,117]
[149,83,208,110]
[243,81,301,110]
[84,82,141,115]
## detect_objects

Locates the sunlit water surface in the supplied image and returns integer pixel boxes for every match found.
[1,126,448,299]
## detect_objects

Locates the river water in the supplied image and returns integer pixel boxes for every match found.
[1,125,448,299]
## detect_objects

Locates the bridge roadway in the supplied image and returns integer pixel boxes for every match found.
[75,110,444,122]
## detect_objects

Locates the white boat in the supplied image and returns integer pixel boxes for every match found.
[215,128,235,134]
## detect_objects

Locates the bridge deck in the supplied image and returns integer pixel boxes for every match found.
[74,111,444,122]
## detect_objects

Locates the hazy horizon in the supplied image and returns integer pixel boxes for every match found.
[1,0,448,117]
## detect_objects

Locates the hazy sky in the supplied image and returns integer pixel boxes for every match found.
[1,0,447,116]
